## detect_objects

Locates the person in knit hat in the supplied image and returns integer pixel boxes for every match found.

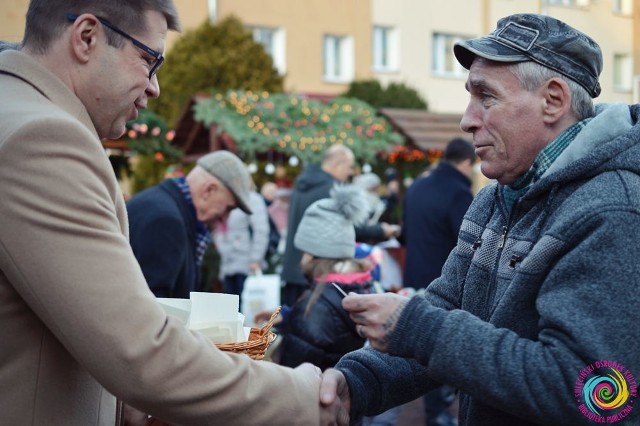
[277,184,380,371]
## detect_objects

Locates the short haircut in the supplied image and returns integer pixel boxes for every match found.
[23,0,181,54]
[322,144,354,166]
[0,41,20,53]
[509,60,594,121]
[443,137,476,164]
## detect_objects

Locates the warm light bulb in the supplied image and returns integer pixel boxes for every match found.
[265,163,276,174]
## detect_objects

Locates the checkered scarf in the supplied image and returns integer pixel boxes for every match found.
[502,118,590,213]
[173,177,211,266]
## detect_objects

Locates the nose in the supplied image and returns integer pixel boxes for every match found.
[460,101,480,134]
[146,74,160,99]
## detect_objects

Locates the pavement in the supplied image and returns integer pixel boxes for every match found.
[390,395,459,426]
[395,397,426,425]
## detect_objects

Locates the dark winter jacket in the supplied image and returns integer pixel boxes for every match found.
[281,165,386,285]
[336,103,640,426]
[127,180,200,298]
[281,165,336,285]
[402,162,473,288]
[280,268,375,371]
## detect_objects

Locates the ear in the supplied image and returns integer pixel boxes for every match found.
[541,77,572,125]
[68,14,101,64]
[201,180,219,201]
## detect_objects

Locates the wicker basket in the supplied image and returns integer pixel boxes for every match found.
[214,306,281,360]
[141,308,282,426]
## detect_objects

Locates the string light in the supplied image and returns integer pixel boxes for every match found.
[193,89,404,164]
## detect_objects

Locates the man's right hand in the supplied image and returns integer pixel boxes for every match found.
[319,368,351,426]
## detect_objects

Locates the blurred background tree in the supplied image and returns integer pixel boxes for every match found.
[150,15,284,128]
[342,79,428,110]
[119,110,183,195]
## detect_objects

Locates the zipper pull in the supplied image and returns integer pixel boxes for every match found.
[509,255,522,269]
[497,226,508,249]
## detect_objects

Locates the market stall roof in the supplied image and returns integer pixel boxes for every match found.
[170,93,237,163]
[378,108,468,152]
[168,97,471,161]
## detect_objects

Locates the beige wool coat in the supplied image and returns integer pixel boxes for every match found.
[0,50,320,426]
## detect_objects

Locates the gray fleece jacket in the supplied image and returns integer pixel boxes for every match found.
[336,103,640,426]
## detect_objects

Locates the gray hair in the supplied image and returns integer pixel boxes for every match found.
[23,0,181,54]
[509,61,594,120]
[0,41,20,53]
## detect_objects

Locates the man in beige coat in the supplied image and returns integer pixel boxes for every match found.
[0,1,348,425]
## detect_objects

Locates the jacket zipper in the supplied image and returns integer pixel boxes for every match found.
[483,224,508,321]
[497,225,507,248]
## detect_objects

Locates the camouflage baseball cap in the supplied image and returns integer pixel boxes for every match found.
[454,13,602,98]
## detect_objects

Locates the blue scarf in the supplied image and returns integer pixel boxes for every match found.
[173,177,211,267]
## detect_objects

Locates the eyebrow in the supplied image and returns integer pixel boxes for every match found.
[466,77,492,93]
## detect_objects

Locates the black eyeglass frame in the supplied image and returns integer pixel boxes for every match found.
[66,13,164,79]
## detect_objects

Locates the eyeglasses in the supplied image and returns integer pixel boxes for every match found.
[66,14,164,79]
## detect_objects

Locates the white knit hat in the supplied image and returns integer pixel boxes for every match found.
[294,184,369,259]
[353,173,381,191]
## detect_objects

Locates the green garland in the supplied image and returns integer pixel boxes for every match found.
[193,89,403,164]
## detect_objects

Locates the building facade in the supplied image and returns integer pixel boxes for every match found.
[0,0,638,114]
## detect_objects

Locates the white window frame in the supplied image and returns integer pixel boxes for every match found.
[251,26,287,75]
[323,34,355,83]
[613,53,632,92]
[208,0,218,22]
[372,25,399,73]
[432,33,467,78]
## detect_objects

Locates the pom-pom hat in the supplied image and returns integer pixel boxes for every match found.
[294,184,368,259]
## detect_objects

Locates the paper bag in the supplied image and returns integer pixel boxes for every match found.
[241,273,281,327]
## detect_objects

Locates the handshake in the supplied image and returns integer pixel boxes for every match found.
[297,365,351,426]
[296,291,410,425]
[126,292,409,426]
[126,367,352,426]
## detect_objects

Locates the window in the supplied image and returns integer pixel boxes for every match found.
[613,53,632,92]
[613,0,633,15]
[208,0,218,21]
[251,26,286,75]
[546,0,590,6]
[323,35,354,83]
[432,33,467,78]
[373,26,399,72]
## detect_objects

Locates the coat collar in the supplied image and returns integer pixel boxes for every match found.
[0,50,99,141]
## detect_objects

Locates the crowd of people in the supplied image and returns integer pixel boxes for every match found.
[1,1,639,425]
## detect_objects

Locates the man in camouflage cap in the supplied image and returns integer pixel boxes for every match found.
[320,13,640,426]
[454,13,602,98]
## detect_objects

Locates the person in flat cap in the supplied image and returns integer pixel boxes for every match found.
[127,150,253,298]
[320,13,640,426]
